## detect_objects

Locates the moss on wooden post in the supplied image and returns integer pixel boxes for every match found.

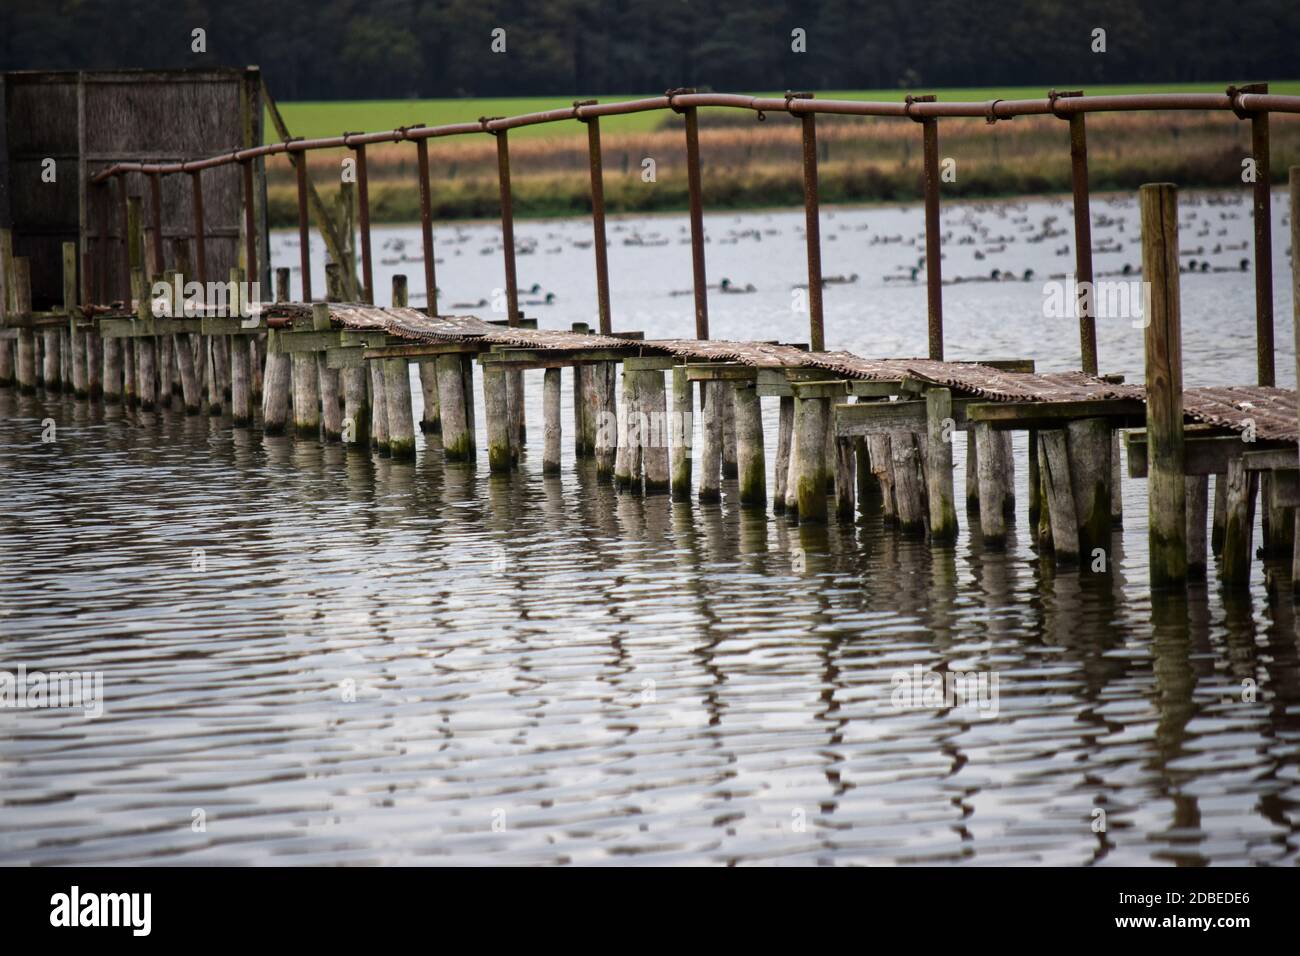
[384,358,417,459]
[435,353,475,461]
[1218,458,1257,587]
[1066,417,1112,566]
[484,364,513,473]
[698,379,723,502]
[733,382,765,507]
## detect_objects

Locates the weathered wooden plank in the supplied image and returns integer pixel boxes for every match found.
[966,398,1146,429]
[836,398,972,436]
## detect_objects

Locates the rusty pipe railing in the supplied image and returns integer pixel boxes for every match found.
[89,85,1300,371]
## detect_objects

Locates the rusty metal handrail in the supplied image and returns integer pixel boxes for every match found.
[88,89,1300,183]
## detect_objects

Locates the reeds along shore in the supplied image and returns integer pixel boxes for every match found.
[264,111,1300,224]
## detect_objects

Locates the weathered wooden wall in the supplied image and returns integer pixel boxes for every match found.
[1,67,267,309]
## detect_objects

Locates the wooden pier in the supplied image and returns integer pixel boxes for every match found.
[2,81,1299,595]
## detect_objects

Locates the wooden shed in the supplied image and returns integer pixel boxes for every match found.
[0,67,269,310]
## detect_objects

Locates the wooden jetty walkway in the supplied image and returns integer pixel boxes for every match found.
[2,81,1300,595]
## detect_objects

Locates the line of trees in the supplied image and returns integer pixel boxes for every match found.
[2,0,1296,101]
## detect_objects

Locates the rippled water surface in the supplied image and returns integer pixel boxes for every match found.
[2,190,1299,865]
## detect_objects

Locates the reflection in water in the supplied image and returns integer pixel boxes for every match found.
[3,189,1300,865]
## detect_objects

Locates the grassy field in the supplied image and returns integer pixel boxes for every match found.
[271,82,1300,142]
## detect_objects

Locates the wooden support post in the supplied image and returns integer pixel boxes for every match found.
[64,243,87,399]
[835,437,855,522]
[42,326,62,392]
[203,336,221,413]
[435,353,474,461]
[926,388,957,541]
[229,269,252,427]
[131,269,157,411]
[671,366,693,500]
[0,229,13,381]
[384,358,416,459]
[891,433,926,534]
[1219,458,1257,587]
[965,431,980,513]
[484,364,513,473]
[641,370,670,494]
[292,350,320,437]
[1293,510,1300,593]
[418,362,440,433]
[733,382,765,507]
[507,368,525,462]
[698,379,723,502]
[1066,417,1112,565]
[369,361,389,454]
[123,325,138,406]
[1186,474,1209,578]
[1027,428,1041,530]
[1038,430,1079,562]
[542,366,562,474]
[867,435,897,523]
[262,267,292,430]
[1140,182,1187,587]
[593,362,617,478]
[792,394,829,523]
[615,367,643,490]
[977,424,1003,541]
[342,363,369,447]
[721,391,738,479]
[1212,474,1228,556]
[14,258,36,393]
[571,333,590,458]
[317,358,342,440]
[1110,432,1124,526]
[772,395,793,513]
[0,332,12,387]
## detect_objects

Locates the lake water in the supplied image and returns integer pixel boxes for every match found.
[2,189,1299,865]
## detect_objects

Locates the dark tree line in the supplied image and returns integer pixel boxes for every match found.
[1,0,1295,100]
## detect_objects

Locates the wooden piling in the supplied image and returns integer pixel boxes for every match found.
[384,359,416,459]
[369,360,389,453]
[791,389,830,523]
[671,366,693,500]
[342,364,369,447]
[965,431,980,513]
[835,437,855,522]
[698,379,723,502]
[1038,430,1079,562]
[204,336,221,414]
[593,362,617,478]
[131,269,157,411]
[925,388,958,541]
[1219,458,1257,586]
[972,426,1008,546]
[1140,182,1187,587]
[1211,475,1228,556]
[1185,474,1209,578]
[435,353,475,460]
[772,395,793,513]
[733,382,765,507]
[0,333,12,387]
[1065,417,1112,563]
[721,391,738,479]
[867,435,897,524]
[1293,166,1300,588]
[890,432,926,534]
[64,243,88,399]
[229,269,253,426]
[418,362,441,433]
[542,366,562,474]
[571,329,590,457]
[484,365,514,473]
[14,259,36,393]
[640,369,670,494]
[262,267,292,431]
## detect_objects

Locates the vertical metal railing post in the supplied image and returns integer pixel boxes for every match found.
[190,170,207,287]
[673,90,710,340]
[794,93,825,352]
[412,130,437,316]
[491,122,520,326]
[910,95,943,361]
[578,102,613,335]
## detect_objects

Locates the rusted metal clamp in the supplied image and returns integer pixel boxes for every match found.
[904,93,935,122]
[1047,89,1083,120]
[985,99,1005,124]
[572,99,597,123]
[665,87,695,113]
[1227,83,1267,120]
[341,131,364,148]
[478,116,504,135]
[393,124,426,141]
[782,90,813,122]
